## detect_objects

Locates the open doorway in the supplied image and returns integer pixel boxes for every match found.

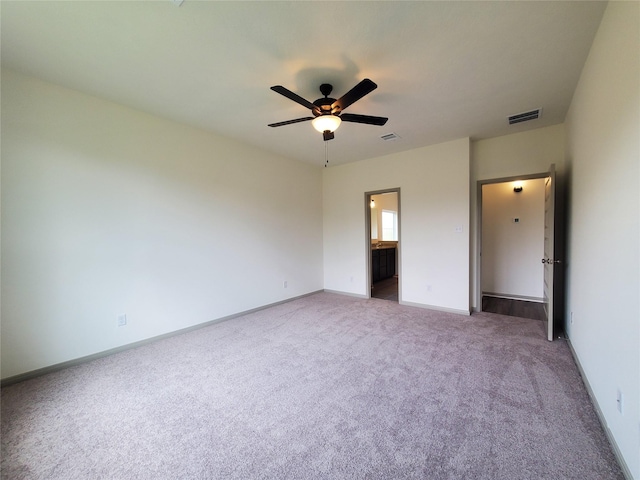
[479,177,547,321]
[366,190,400,302]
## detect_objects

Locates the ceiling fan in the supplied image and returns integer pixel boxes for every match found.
[268,78,388,141]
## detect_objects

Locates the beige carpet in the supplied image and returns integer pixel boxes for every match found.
[1,292,623,479]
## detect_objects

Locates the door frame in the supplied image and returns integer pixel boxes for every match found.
[475,172,549,313]
[365,188,401,300]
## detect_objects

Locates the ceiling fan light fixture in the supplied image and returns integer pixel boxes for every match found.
[312,115,341,133]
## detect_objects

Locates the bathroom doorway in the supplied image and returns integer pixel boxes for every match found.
[366,189,400,302]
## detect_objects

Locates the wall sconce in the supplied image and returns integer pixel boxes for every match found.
[513,183,523,193]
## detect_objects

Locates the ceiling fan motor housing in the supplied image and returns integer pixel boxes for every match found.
[313,84,339,116]
[313,98,339,116]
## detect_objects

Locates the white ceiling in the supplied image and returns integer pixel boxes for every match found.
[1,1,607,167]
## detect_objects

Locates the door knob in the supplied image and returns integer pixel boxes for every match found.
[541,258,562,264]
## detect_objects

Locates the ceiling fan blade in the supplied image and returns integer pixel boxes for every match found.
[340,113,388,126]
[268,117,314,127]
[323,131,335,141]
[270,85,318,112]
[332,79,378,112]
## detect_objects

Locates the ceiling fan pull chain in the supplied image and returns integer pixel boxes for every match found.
[325,141,329,167]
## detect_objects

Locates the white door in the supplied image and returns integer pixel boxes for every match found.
[542,165,559,341]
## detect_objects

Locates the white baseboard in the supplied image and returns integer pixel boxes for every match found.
[323,289,368,299]
[1,290,324,387]
[323,289,471,315]
[400,300,471,316]
[566,339,633,480]
[483,292,544,303]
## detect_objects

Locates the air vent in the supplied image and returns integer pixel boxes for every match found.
[508,108,542,125]
[380,133,401,141]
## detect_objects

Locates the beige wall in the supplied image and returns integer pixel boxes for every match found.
[470,124,565,308]
[472,124,565,182]
[564,2,640,477]
[323,138,470,314]
[1,70,324,379]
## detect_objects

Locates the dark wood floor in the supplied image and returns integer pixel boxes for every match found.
[370,282,544,318]
[482,296,546,321]
[371,276,398,302]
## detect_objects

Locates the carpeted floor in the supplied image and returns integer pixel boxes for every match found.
[1,292,623,479]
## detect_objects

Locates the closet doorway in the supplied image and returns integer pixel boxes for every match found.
[478,167,565,340]
[366,189,400,302]
[480,176,546,321]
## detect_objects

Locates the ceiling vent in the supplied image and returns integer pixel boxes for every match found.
[380,133,401,141]
[508,108,542,125]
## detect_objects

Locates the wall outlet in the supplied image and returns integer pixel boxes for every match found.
[350,276,354,283]
[117,314,127,327]
[283,280,288,289]
[427,285,432,292]
[616,389,623,414]
[570,312,574,325]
